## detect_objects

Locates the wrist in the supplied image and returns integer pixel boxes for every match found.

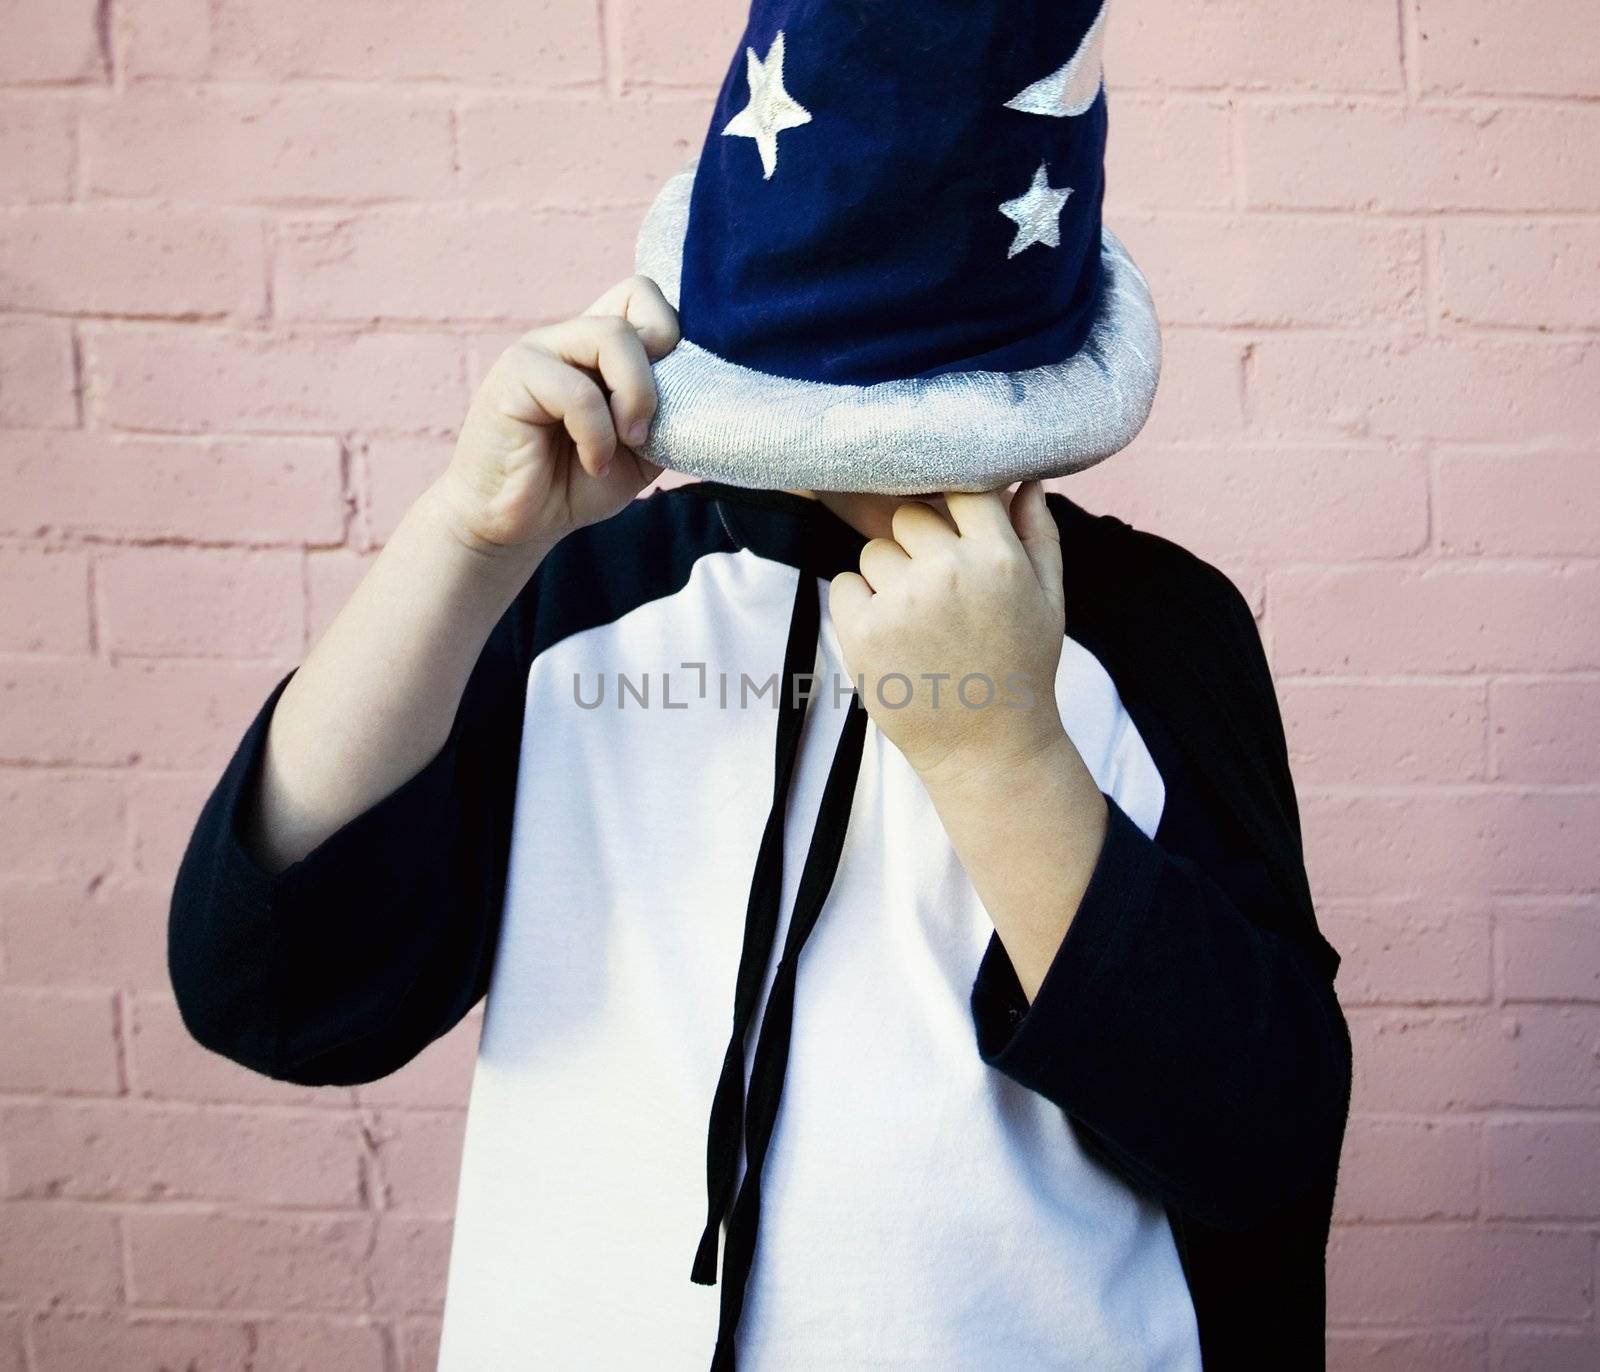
[412,479,553,591]
[920,725,1110,876]
[918,722,1080,805]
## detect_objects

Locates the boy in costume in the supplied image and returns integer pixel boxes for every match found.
[169,2,1351,1366]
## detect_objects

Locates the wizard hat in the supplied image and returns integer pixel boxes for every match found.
[634,0,1160,495]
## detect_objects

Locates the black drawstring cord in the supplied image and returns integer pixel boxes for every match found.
[709,692,867,1370]
[690,569,870,1371]
[691,568,821,1287]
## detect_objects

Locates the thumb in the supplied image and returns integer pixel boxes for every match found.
[1010,480,1064,613]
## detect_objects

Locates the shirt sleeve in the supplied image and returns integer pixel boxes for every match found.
[166,593,529,1087]
[967,649,1351,1234]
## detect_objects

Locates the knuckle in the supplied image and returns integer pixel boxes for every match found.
[497,340,540,373]
[984,547,1021,577]
[562,376,607,420]
[576,385,612,421]
[862,536,899,562]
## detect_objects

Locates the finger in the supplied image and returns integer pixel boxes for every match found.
[888,499,958,558]
[529,315,659,451]
[496,345,618,477]
[584,274,682,360]
[1010,480,1064,609]
[857,536,913,593]
[943,488,1021,545]
[828,570,874,634]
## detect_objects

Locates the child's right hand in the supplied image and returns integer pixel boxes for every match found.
[433,274,681,560]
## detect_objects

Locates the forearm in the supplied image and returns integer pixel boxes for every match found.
[249,480,547,873]
[956,777,1350,1227]
[919,729,1109,1003]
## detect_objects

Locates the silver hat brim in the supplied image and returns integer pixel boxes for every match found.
[633,162,1162,495]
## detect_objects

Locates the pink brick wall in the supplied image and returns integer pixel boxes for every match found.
[1,1,1596,1367]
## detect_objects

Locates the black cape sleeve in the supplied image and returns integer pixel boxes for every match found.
[166,591,530,1087]
[967,495,1351,1368]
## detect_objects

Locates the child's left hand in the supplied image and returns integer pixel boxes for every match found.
[829,481,1070,787]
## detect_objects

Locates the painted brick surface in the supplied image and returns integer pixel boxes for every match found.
[1,1,1597,1366]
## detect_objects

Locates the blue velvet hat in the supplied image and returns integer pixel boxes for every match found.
[634,0,1160,495]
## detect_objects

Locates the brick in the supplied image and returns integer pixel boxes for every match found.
[0,547,90,654]
[1,878,171,990]
[0,96,76,200]
[1328,1225,1591,1324]
[1103,97,1232,212]
[90,326,467,436]
[126,1211,372,1311]
[455,95,707,205]
[0,1308,19,1372]
[1115,215,1422,328]
[125,772,215,883]
[305,548,375,644]
[251,1318,387,1372]
[1128,329,1245,444]
[0,431,348,545]
[1337,1119,1472,1221]
[370,1110,467,1212]
[26,1310,251,1372]
[0,771,120,880]
[1438,220,1600,331]
[97,547,304,659]
[1418,0,1600,98]
[1304,790,1600,900]
[1250,336,1600,442]
[0,1099,365,1207]
[1106,0,1403,93]
[1484,1120,1600,1219]
[1498,1328,1600,1372]
[1320,898,1492,1005]
[127,993,357,1109]
[1333,1117,1478,1222]
[396,1319,442,1372]
[1241,102,1600,213]
[369,1216,452,1315]
[1347,1007,1600,1112]
[1068,443,1427,562]
[0,1202,121,1305]
[614,0,746,88]
[1492,680,1600,784]
[1280,680,1487,786]
[0,0,103,83]
[0,210,265,319]
[120,0,212,79]
[0,318,76,427]
[1327,1330,1488,1372]
[0,987,120,1093]
[0,659,282,769]
[275,207,640,324]
[1437,449,1600,557]
[205,0,602,84]
[84,89,456,203]
[360,438,448,546]
[353,1013,480,1109]
[1500,905,1600,1002]
[1270,563,1600,674]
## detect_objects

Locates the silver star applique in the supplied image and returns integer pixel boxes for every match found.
[722,31,813,180]
[1004,0,1110,118]
[998,162,1074,259]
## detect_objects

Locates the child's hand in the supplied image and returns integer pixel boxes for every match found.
[434,275,680,559]
[829,482,1070,786]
